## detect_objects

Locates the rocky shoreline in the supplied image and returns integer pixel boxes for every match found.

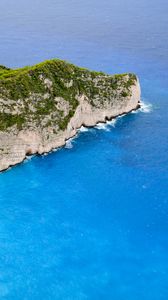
[0,59,141,172]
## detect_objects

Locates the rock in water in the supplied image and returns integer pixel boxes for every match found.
[0,59,141,171]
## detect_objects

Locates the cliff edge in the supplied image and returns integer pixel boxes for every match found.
[0,59,141,171]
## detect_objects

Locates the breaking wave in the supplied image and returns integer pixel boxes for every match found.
[139,101,153,113]
[95,123,110,131]
[79,126,89,132]
[107,119,117,127]
[65,139,73,149]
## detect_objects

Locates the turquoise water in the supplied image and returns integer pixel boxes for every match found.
[0,0,168,299]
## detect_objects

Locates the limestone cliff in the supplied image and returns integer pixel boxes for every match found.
[0,59,141,171]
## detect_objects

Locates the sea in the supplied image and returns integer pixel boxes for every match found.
[0,0,168,299]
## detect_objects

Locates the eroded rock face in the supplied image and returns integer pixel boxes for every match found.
[0,59,141,171]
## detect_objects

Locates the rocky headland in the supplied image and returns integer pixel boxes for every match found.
[0,59,141,171]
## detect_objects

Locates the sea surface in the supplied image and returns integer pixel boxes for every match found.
[0,0,168,299]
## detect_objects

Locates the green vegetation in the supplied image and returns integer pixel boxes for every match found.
[0,112,25,130]
[0,59,137,131]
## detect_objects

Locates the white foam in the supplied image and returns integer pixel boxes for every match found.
[95,122,110,131]
[131,109,139,114]
[25,154,35,162]
[118,113,126,118]
[107,118,117,127]
[79,126,89,132]
[139,101,152,113]
[43,153,48,156]
[65,139,73,149]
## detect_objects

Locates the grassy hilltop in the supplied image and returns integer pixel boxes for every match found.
[0,59,137,131]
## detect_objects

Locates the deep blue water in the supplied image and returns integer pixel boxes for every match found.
[0,0,168,299]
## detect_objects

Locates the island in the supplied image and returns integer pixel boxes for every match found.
[0,59,141,171]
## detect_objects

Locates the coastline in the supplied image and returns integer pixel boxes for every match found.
[1,101,141,173]
[0,60,141,172]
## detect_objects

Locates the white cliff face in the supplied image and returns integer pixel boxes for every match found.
[0,78,140,172]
